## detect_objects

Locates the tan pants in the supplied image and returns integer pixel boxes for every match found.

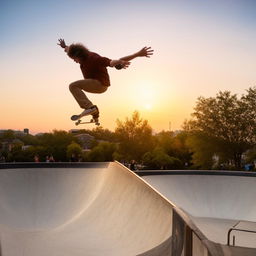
[69,79,108,109]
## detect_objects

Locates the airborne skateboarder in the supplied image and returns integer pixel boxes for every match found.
[58,39,154,121]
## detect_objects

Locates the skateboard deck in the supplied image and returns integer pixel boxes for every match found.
[75,116,100,126]
[71,110,100,126]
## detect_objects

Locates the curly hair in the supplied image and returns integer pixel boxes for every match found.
[67,43,89,60]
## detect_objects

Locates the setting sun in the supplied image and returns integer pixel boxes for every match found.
[131,82,156,111]
[144,103,152,110]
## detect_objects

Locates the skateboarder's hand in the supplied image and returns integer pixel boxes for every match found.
[112,59,130,69]
[137,47,154,58]
[121,60,130,69]
[57,38,67,48]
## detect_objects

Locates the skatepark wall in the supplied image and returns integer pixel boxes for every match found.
[0,162,224,256]
[0,162,172,255]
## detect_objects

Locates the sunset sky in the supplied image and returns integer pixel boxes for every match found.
[1,0,255,134]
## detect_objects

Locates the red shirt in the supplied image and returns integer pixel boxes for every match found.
[80,52,111,86]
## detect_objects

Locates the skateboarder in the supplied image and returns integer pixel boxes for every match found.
[58,39,154,120]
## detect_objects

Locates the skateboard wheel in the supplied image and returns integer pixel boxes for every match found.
[75,120,81,125]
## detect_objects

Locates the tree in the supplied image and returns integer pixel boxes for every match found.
[115,111,154,161]
[86,142,117,162]
[244,147,256,166]
[10,145,46,162]
[17,134,39,146]
[67,141,83,161]
[143,147,182,170]
[186,87,256,169]
[36,130,79,161]
[185,131,217,169]
[0,130,15,141]
[155,131,192,167]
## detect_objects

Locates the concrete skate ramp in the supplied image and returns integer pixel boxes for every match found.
[142,171,256,249]
[0,162,172,256]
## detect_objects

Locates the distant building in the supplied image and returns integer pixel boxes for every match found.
[35,133,45,136]
[0,129,29,136]
[0,129,27,152]
[0,139,24,152]
[75,134,94,150]
[173,130,182,136]
[68,129,95,149]
[22,145,33,151]
[24,128,29,135]
[69,129,81,134]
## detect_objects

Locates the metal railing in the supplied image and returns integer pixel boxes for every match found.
[227,221,256,246]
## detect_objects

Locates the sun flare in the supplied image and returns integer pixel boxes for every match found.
[144,103,152,110]
[134,83,156,111]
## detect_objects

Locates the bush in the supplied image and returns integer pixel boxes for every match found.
[143,148,183,170]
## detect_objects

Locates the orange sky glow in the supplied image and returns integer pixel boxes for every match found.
[1,0,255,134]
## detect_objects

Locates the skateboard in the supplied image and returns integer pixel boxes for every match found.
[75,115,100,126]
[71,107,100,126]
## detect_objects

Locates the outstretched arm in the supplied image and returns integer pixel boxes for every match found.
[120,47,154,61]
[110,46,154,69]
[57,38,69,52]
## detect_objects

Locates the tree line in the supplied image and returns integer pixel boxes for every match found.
[1,87,255,170]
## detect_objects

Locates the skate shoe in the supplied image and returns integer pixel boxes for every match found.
[71,105,99,121]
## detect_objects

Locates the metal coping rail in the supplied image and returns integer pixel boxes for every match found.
[136,169,256,178]
[0,162,110,169]
[227,221,256,246]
